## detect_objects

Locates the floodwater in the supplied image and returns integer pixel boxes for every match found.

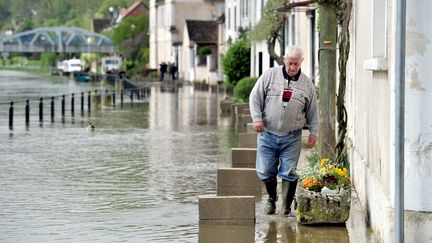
[0,71,373,242]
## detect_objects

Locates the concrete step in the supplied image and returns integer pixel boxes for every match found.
[198,195,255,225]
[217,167,262,199]
[239,132,257,148]
[231,148,256,168]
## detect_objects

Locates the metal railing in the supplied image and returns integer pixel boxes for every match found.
[1,87,150,130]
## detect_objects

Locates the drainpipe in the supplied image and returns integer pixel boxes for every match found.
[394,0,406,242]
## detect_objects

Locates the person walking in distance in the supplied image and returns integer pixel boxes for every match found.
[159,62,168,81]
[249,46,319,216]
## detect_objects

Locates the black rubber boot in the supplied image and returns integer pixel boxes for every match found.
[263,177,278,215]
[282,179,298,216]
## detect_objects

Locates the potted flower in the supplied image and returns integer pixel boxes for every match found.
[295,150,351,224]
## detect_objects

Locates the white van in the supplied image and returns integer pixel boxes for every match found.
[101,56,122,74]
[57,59,82,74]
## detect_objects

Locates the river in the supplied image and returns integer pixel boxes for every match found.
[0,70,358,242]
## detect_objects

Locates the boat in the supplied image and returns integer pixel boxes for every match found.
[73,72,91,82]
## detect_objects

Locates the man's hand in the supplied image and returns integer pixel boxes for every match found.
[307,134,317,148]
[253,121,265,133]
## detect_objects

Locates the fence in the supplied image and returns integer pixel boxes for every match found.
[1,87,150,130]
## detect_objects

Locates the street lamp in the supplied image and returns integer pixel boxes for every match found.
[86,37,92,54]
[130,24,136,42]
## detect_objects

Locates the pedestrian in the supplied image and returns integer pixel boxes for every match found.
[159,62,168,81]
[249,45,319,216]
[170,63,177,80]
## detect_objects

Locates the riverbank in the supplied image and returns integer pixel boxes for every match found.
[0,64,51,74]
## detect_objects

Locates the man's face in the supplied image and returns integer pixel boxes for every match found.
[284,55,303,77]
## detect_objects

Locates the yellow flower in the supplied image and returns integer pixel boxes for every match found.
[334,167,347,177]
[319,158,331,168]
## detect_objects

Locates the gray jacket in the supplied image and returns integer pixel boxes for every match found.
[249,66,319,136]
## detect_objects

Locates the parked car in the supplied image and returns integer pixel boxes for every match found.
[73,71,91,82]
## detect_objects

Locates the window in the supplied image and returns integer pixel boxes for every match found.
[228,7,231,30]
[159,6,165,28]
[234,6,237,30]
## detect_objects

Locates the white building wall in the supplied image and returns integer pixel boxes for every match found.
[347,0,432,241]
[149,0,224,73]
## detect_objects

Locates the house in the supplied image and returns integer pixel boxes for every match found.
[92,18,112,33]
[149,0,224,80]
[116,0,149,23]
[182,20,218,83]
[346,0,432,241]
[223,0,317,81]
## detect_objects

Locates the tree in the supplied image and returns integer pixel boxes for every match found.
[222,39,251,87]
[249,0,287,65]
[107,14,149,65]
[317,0,352,167]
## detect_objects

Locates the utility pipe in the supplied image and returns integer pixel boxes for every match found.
[395,0,406,242]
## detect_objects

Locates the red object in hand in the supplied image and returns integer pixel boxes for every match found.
[282,88,293,102]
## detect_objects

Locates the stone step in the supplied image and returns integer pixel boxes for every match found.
[231,148,256,168]
[231,103,250,121]
[236,114,252,133]
[217,168,261,198]
[239,132,257,148]
[219,98,234,116]
[198,195,255,225]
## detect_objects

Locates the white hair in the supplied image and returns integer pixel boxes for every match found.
[283,46,303,59]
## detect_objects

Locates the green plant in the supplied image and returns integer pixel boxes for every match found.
[123,60,135,70]
[198,46,212,56]
[222,39,250,87]
[234,76,258,103]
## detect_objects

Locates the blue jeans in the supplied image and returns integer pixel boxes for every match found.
[256,129,302,182]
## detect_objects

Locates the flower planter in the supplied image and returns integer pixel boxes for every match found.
[296,186,351,224]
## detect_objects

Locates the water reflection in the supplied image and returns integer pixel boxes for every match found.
[199,224,255,243]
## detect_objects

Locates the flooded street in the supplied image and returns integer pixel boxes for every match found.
[0,71,367,242]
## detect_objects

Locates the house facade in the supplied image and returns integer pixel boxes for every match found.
[225,0,432,241]
[149,0,224,81]
[223,0,317,81]
[346,0,432,241]
[181,20,218,82]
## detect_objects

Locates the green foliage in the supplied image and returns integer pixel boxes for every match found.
[235,77,258,103]
[137,47,150,67]
[123,60,135,70]
[249,0,287,42]
[40,53,56,67]
[198,46,212,56]
[111,15,149,47]
[0,0,145,32]
[222,39,251,87]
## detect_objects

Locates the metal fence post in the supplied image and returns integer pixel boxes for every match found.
[51,96,55,122]
[121,89,124,108]
[71,93,75,116]
[39,98,43,122]
[9,101,13,129]
[88,91,91,112]
[25,99,30,125]
[112,90,116,107]
[61,95,65,116]
[81,92,84,114]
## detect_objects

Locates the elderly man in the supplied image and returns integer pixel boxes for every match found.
[249,46,319,216]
